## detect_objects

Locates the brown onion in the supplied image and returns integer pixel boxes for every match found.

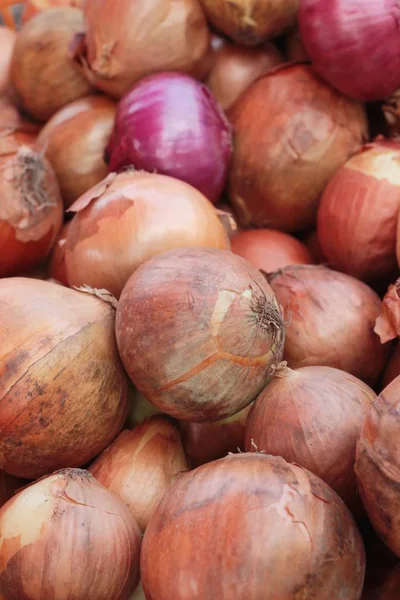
[116,247,285,422]
[0,26,16,94]
[375,278,400,343]
[22,0,85,22]
[206,42,283,111]
[382,342,400,389]
[285,27,309,61]
[268,265,388,385]
[141,453,365,599]
[0,278,129,478]
[65,171,230,298]
[37,95,116,208]
[228,63,368,232]
[72,0,211,98]
[245,365,375,512]
[0,468,141,599]
[90,416,188,532]
[0,471,24,508]
[48,221,70,285]
[317,141,400,282]
[231,228,314,272]
[0,130,63,278]
[10,8,93,121]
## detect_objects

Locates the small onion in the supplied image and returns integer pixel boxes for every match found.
[37,95,116,208]
[90,416,188,532]
[10,8,93,121]
[267,265,388,386]
[116,247,285,422]
[0,468,141,599]
[65,171,230,298]
[48,221,70,285]
[374,279,400,344]
[22,0,85,22]
[0,471,24,508]
[105,73,232,204]
[382,342,400,389]
[141,453,365,599]
[228,64,368,232]
[0,26,16,94]
[0,278,129,478]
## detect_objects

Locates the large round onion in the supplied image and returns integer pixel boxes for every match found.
[116,247,285,422]
[267,265,388,385]
[37,95,116,208]
[0,278,129,479]
[228,64,368,232]
[105,73,232,204]
[64,171,230,298]
[245,365,375,512]
[72,0,211,98]
[141,453,365,599]
[317,141,400,282]
[22,0,85,22]
[0,26,16,94]
[10,8,93,121]
[0,468,141,599]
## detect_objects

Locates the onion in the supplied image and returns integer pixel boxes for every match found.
[374,279,400,344]
[0,26,16,95]
[231,228,314,272]
[205,42,283,111]
[105,73,232,204]
[199,0,298,46]
[317,141,400,282]
[0,130,63,278]
[0,468,141,599]
[64,171,230,298]
[48,222,70,285]
[285,27,309,61]
[10,8,93,122]
[228,64,368,232]
[37,95,116,208]
[0,471,24,509]
[382,342,400,389]
[141,453,365,599]
[245,365,375,513]
[299,0,400,102]
[22,0,85,22]
[267,265,388,386]
[72,0,211,98]
[116,247,285,422]
[0,278,129,478]
[90,416,188,532]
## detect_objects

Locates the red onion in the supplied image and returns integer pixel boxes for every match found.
[105,73,232,204]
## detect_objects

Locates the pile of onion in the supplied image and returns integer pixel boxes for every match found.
[22,0,84,22]
[0,468,141,599]
[116,247,285,422]
[228,64,368,232]
[64,171,230,298]
[105,73,232,203]
[37,95,116,208]
[11,8,93,121]
[0,26,16,94]
[267,265,388,386]
[48,221,70,285]
[0,278,129,479]
[141,453,365,599]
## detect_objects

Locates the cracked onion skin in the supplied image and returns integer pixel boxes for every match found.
[0,469,141,600]
[141,453,365,600]
[116,247,285,422]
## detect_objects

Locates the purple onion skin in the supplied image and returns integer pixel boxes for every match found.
[105,72,233,204]
[299,0,400,102]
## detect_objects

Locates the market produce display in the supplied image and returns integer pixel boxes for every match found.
[1,0,400,598]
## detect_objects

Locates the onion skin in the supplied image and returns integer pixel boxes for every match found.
[374,279,400,344]
[10,8,93,122]
[141,453,365,600]
[245,365,375,512]
[0,278,129,479]
[90,416,189,532]
[22,0,85,22]
[0,27,16,95]
[0,472,24,509]
[0,469,141,600]
[268,265,388,386]
[382,342,400,389]
[65,171,230,299]
[48,222,70,285]
[228,63,368,232]
[37,95,116,208]
[116,247,285,422]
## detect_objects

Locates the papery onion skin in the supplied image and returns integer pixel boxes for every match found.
[37,95,116,208]
[383,90,400,139]
[374,279,400,344]
[65,171,230,299]
[382,342,400,389]
[0,468,141,600]
[0,471,24,508]
[228,63,368,232]
[90,416,188,532]
[0,278,129,479]
[268,265,388,386]
[10,8,93,121]
[48,222,70,285]
[317,142,400,282]
[245,365,375,512]
[141,453,365,600]
[116,247,285,422]
[22,0,84,22]
[105,73,232,204]
[0,27,16,95]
